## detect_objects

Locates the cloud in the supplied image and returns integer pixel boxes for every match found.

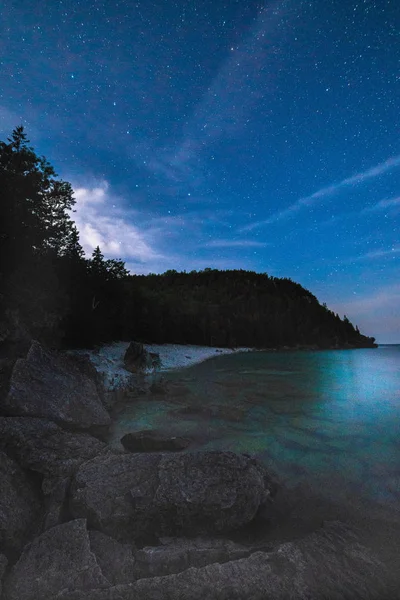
[144,1,288,188]
[329,284,400,343]
[241,153,400,231]
[203,239,268,248]
[364,195,400,212]
[348,245,400,262]
[71,181,166,265]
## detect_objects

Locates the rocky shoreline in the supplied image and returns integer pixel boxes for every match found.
[0,340,397,599]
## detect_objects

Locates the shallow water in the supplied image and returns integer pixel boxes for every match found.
[110,345,400,514]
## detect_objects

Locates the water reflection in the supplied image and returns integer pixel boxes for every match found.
[111,346,400,510]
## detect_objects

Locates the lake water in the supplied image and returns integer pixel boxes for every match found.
[110,345,400,515]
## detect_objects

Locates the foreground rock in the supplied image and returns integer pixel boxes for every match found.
[0,451,42,560]
[55,521,394,600]
[88,531,136,585]
[3,519,110,600]
[0,554,8,599]
[3,341,110,430]
[121,430,191,453]
[134,537,254,579]
[0,417,105,478]
[70,451,272,542]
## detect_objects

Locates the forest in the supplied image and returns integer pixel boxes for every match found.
[0,127,377,354]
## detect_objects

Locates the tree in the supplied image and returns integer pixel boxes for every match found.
[0,125,76,276]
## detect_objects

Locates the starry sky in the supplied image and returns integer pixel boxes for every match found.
[1,0,399,342]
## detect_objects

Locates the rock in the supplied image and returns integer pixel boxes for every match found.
[123,342,152,373]
[0,451,42,561]
[0,417,105,478]
[0,554,8,598]
[55,521,395,600]
[88,531,136,585]
[3,341,110,430]
[41,476,71,531]
[2,519,110,600]
[149,353,161,369]
[70,452,162,542]
[134,537,253,579]
[70,451,273,542]
[120,430,191,453]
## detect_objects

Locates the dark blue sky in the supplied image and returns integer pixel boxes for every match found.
[1,0,399,341]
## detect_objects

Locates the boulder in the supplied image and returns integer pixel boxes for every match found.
[120,430,191,453]
[41,476,71,531]
[0,554,8,599]
[0,451,42,560]
[55,521,394,600]
[88,531,136,585]
[134,537,253,579]
[70,451,273,542]
[0,417,105,478]
[123,342,152,373]
[2,519,110,600]
[3,341,110,430]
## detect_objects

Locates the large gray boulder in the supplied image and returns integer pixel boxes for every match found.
[55,521,394,600]
[121,429,191,453]
[3,341,110,430]
[0,417,105,478]
[88,531,136,586]
[0,554,8,598]
[70,451,273,542]
[2,519,110,600]
[0,451,42,560]
[134,537,253,579]
[41,476,71,531]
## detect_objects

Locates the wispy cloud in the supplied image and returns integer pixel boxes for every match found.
[330,283,400,343]
[364,195,400,212]
[241,154,400,231]
[355,245,400,261]
[143,1,288,188]
[203,239,268,248]
[71,181,165,265]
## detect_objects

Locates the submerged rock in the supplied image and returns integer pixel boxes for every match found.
[120,430,191,453]
[0,451,42,561]
[0,417,105,478]
[3,519,110,600]
[70,451,273,542]
[3,341,110,430]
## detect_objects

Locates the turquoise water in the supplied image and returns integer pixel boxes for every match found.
[110,345,400,511]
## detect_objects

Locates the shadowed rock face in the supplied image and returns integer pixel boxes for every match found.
[2,519,110,600]
[121,430,191,453]
[69,451,272,542]
[0,554,7,598]
[53,521,396,600]
[0,417,105,478]
[0,451,42,561]
[3,341,110,430]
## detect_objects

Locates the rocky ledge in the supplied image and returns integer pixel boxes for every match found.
[0,340,396,599]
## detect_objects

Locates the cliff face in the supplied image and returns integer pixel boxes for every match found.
[126,270,377,350]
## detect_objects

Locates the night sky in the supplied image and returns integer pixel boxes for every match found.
[1,0,399,342]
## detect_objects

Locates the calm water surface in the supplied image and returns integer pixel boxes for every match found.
[110,345,400,512]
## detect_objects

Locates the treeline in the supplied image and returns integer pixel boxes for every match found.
[0,127,376,353]
[125,270,377,349]
[0,126,128,352]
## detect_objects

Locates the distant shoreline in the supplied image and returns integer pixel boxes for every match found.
[78,341,378,391]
